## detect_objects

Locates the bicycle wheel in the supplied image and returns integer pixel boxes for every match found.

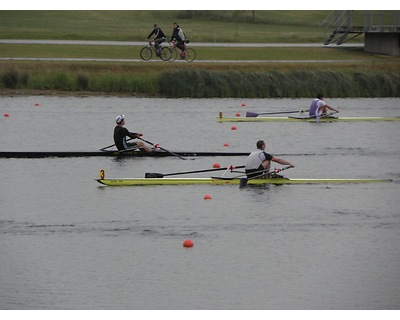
[169,48,178,62]
[185,48,196,62]
[140,47,152,61]
[160,47,172,61]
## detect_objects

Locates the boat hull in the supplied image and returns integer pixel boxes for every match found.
[0,150,250,158]
[96,177,392,186]
[217,113,400,122]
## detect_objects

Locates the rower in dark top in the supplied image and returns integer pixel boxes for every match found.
[113,115,151,152]
[245,140,294,178]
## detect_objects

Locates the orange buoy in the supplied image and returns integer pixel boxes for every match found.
[183,239,194,248]
[34,103,40,106]
[4,113,9,117]
[203,194,212,200]
[213,163,221,168]
[223,143,230,147]
[241,103,246,106]
[236,113,241,117]
[231,126,237,130]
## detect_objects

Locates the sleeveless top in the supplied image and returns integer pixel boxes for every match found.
[245,149,273,170]
[309,99,326,116]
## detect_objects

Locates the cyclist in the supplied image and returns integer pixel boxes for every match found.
[170,22,186,59]
[146,24,166,56]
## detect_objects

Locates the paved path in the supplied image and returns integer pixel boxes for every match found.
[0,39,364,63]
[0,57,364,63]
[0,39,363,47]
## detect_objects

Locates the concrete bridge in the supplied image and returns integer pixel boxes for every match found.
[322,10,400,56]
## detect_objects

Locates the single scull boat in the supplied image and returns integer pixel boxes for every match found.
[0,150,250,159]
[96,177,392,186]
[217,112,400,123]
[96,169,392,186]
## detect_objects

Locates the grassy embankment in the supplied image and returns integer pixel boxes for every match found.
[0,10,399,97]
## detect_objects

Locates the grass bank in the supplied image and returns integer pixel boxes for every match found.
[1,45,399,97]
[159,69,400,98]
[2,63,399,98]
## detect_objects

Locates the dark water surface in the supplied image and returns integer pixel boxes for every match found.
[1,97,399,309]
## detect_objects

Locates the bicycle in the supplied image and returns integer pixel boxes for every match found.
[140,41,172,61]
[169,40,196,62]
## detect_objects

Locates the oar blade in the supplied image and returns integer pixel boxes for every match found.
[246,111,259,117]
[145,172,164,178]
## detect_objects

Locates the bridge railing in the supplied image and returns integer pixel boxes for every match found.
[322,10,400,45]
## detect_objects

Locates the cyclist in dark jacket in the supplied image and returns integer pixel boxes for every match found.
[170,22,186,57]
[146,24,166,56]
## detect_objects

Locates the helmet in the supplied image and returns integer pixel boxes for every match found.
[115,114,125,124]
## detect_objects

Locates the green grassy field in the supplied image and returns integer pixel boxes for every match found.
[0,10,337,43]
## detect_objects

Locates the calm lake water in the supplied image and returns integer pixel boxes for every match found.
[1,96,399,310]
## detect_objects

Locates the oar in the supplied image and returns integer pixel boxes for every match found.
[145,165,245,178]
[99,138,134,151]
[100,143,117,151]
[322,111,339,117]
[118,145,141,153]
[313,111,339,123]
[138,137,189,160]
[246,110,309,117]
[239,166,293,188]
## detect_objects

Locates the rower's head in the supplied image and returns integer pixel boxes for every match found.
[256,140,266,150]
[317,93,324,100]
[115,114,125,125]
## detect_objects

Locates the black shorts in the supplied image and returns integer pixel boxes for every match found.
[125,142,138,150]
[245,165,265,178]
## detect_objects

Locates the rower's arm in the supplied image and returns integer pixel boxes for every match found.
[128,132,141,139]
[272,156,295,168]
[326,104,339,113]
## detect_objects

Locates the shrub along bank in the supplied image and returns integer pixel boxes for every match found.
[1,67,399,98]
[158,69,400,98]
